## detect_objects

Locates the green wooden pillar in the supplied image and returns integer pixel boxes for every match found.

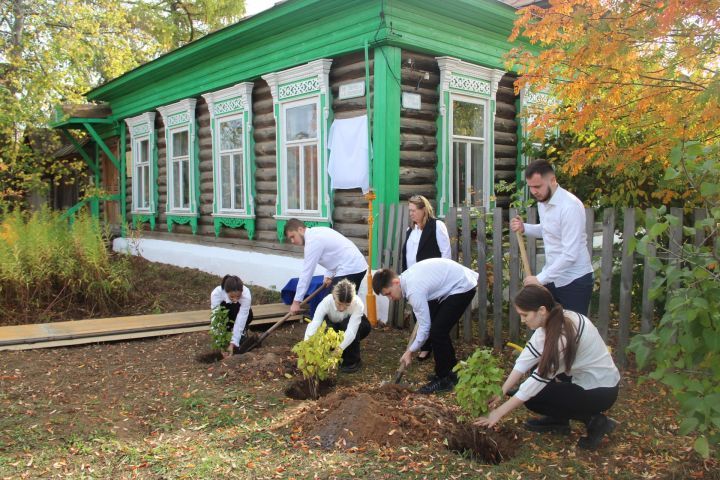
[92,143,100,218]
[371,45,401,268]
[120,121,127,236]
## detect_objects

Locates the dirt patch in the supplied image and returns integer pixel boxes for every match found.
[212,345,298,381]
[284,378,336,400]
[286,384,517,463]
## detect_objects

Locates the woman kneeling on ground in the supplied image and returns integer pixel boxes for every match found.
[475,284,620,450]
[303,279,371,373]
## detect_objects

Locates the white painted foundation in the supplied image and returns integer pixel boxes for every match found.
[112,237,389,323]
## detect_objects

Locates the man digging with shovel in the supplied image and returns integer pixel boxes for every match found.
[373,258,478,394]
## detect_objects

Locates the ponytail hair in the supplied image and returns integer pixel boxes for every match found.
[221,275,244,295]
[332,279,356,305]
[513,285,577,378]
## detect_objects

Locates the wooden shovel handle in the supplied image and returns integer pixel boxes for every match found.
[516,230,532,278]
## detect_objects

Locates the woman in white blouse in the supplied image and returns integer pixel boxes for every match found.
[401,195,452,361]
[475,285,620,450]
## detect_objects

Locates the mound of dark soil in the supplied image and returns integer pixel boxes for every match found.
[286,384,517,463]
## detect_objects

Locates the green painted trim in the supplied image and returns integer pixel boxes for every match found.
[246,109,256,217]
[166,215,198,234]
[60,129,99,177]
[213,217,255,239]
[273,101,283,218]
[194,118,201,215]
[92,143,100,218]
[50,117,114,129]
[275,219,331,243]
[435,90,451,217]
[132,214,156,230]
[372,45,401,232]
[163,114,198,217]
[515,96,526,198]
[84,123,120,170]
[120,122,127,235]
[364,41,378,269]
[489,98,496,209]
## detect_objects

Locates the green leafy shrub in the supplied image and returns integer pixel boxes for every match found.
[0,208,131,323]
[209,306,231,351]
[453,348,504,419]
[291,323,344,399]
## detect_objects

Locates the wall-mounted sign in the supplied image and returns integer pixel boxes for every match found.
[339,81,365,100]
[402,92,422,110]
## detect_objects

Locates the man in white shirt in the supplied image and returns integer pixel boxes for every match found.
[285,219,368,315]
[510,160,594,315]
[372,258,478,394]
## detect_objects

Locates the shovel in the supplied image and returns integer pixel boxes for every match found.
[384,322,419,385]
[239,283,328,354]
[516,229,533,278]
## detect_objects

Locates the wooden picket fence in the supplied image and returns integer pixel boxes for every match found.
[376,204,705,367]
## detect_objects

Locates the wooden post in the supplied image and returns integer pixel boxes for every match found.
[461,207,472,341]
[365,191,378,327]
[585,207,595,320]
[508,208,520,342]
[447,206,459,261]
[527,207,538,274]
[476,212,488,345]
[617,208,635,367]
[597,208,615,340]
[640,208,657,334]
[694,208,707,248]
[492,207,503,351]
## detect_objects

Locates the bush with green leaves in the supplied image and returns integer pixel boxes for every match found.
[0,208,131,323]
[291,323,344,399]
[209,306,232,351]
[629,141,720,459]
[453,348,504,419]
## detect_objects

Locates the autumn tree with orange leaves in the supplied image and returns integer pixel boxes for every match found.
[508,0,719,207]
[508,0,720,458]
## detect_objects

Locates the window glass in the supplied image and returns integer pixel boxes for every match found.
[286,104,317,141]
[453,100,484,138]
[233,153,244,210]
[221,153,232,209]
[173,130,189,157]
[303,145,318,211]
[286,146,301,210]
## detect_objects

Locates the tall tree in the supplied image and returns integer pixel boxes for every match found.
[0,0,245,207]
[509,0,720,206]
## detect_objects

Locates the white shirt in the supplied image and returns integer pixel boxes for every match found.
[405,220,452,269]
[513,311,620,402]
[400,258,478,352]
[523,186,593,287]
[304,294,365,350]
[294,227,367,302]
[210,285,252,347]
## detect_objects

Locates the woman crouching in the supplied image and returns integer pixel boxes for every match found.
[475,284,620,450]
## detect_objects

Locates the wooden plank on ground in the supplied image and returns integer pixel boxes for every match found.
[0,304,301,347]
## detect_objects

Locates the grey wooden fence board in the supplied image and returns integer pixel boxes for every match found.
[508,207,520,342]
[461,207,472,341]
[641,208,657,334]
[527,207,538,275]
[447,206,459,261]
[597,208,615,340]
[493,208,504,350]
[585,208,595,320]
[476,212,488,344]
[694,208,707,248]
[617,208,635,367]
[668,207,683,296]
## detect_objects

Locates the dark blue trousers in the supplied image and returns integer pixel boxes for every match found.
[545,272,593,316]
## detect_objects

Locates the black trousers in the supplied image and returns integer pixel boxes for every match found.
[331,270,367,295]
[222,301,254,336]
[525,380,619,423]
[428,287,476,378]
[545,272,594,316]
[325,314,372,365]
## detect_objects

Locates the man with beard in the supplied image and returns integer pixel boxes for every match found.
[285,218,368,315]
[510,160,594,315]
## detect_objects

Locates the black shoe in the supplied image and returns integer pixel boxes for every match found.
[417,373,457,394]
[577,414,617,450]
[426,373,439,382]
[524,416,571,434]
[339,359,362,373]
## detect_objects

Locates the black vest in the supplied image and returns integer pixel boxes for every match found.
[401,217,442,272]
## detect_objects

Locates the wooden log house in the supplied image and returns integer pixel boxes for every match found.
[50,0,538,287]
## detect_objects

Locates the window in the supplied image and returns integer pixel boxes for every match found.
[451,97,486,207]
[125,112,157,229]
[283,99,320,213]
[436,57,504,217]
[157,98,199,233]
[262,59,333,241]
[202,82,255,238]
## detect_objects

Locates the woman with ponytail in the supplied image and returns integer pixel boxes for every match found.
[303,279,371,373]
[475,285,620,450]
